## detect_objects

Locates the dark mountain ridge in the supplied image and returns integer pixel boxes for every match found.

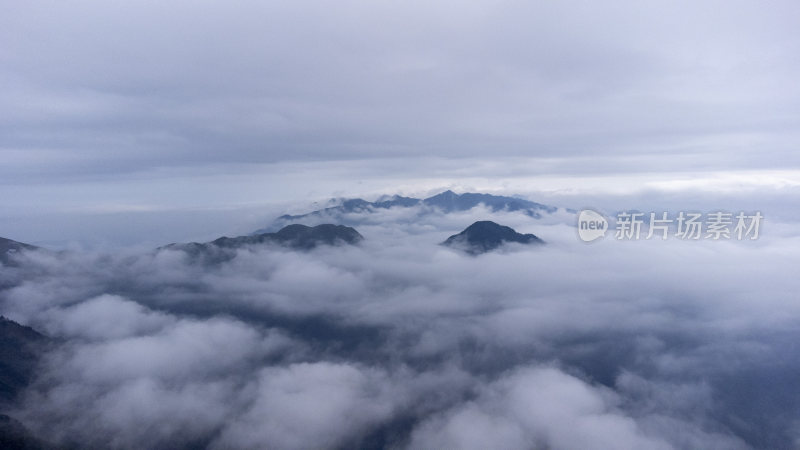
[0,238,39,267]
[210,224,363,250]
[162,224,363,262]
[0,317,54,449]
[0,316,47,404]
[442,220,545,255]
[256,190,557,233]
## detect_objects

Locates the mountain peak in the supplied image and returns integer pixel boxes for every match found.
[257,191,557,233]
[270,224,364,248]
[442,220,544,254]
[463,220,511,232]
[164,224,363,263]
[425,189,458,200]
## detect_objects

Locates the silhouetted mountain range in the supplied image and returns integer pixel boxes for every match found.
[3,216,549,265]
[257,190,557,233]
[1,192,553,263]
[0,220,547,447]
[161,224,363,262]
[442,221,545,255]
[423,190,555,214]
[0,317,47,404]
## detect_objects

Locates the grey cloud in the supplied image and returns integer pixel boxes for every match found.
[39,294,175,341]
[409,365,750,450]
[1,0,799,446]
[2,204,799,448]
[212,362,399,449]
[409,366,674,450]
[2,0,799,184]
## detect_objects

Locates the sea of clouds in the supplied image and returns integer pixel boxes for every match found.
[2,204,799,449]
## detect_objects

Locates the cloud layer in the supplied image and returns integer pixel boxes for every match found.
[4,0,800,177]
[2,205,800,448]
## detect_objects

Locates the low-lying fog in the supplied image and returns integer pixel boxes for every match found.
[2,204,799,449]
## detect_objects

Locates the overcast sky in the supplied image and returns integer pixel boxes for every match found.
[2,0,799,245]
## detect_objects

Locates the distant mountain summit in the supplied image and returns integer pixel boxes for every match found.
[442,221,544,254]
[211,224,363,250]
[423,190,553,214]
[256,191,557,233]
[163,224,363,262]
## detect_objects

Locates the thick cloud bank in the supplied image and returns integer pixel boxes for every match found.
[1,206,799,449]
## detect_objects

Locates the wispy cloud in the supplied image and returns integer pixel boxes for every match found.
[3,207,799,448]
